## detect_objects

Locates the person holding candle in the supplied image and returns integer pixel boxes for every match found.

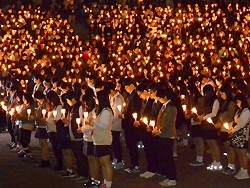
[198,84,221,171]
[122,78,142,174]
[187,81,205,167]
[106,82,125,170]
[88,90,114,188]
[65,91,89,181]
[79,90,99,187]
[16,93,35,159]
[228,93,250,179]
[215,84,237,174]
[136,83,158,179]
[46,90,64,171]
[33,91,50,168]
[154,88,177,187]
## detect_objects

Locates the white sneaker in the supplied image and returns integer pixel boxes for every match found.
[159,179,170,186]
[211,165,223,171]
[235,170,250,180]
[111,158,117,165]
[160,179,176,186]
[206,163,214,170]
[144,172,155,179]
[140,171,150,177]
[113,162,124,169]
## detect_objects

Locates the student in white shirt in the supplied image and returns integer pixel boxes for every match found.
[88,90,114,188]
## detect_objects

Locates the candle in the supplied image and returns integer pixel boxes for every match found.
[83,112,89,118]
[53,110,57,119]
[182,105,187,112]
[9,108,15,116]
[42,109,46,118]
[150,120,155,129]
[223,122,229,130]
[142,117,149,125]
[61,108,66,118]
[132,112,138,120]
[117,105,122,112]
[27,109,31,117]
[191,107,197,114]
[76,118,81,128]
[207,117,213,124]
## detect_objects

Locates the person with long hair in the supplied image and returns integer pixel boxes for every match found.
[197,84,221,171]
[229,93,250,179]
[34,91,50,167]
[188,81,205,167]
[215,85,237,174]
[79,89,99,187]
[88,90,114,188]
[46,90,64,171]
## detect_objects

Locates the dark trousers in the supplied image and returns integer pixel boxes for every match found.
[19,128,31,149]
[124,127,139,167]
[141,131,157,173]
[112,131,123,163]
[7,116,15,142]
[71,140,89,177]
[49,132,63,167]
[158,137,176,180]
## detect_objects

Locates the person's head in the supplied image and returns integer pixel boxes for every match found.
[219,84,232,101]
[203,84,215,97]
[123,78,136,94]
[156,89,167,104]
[34,91,45,104]
[65,91,77,107]
[34,74,42,84]
[235,93,248,109]
[82,93,95,112]
[96,90,112,115]
[105,82,116,97]
[136,84,148,100]
[23,93,34,105]
[47,90,60,108]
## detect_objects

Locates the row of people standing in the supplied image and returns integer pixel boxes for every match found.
[186,78,250,180]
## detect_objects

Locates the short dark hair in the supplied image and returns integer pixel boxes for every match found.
[156,89,167,99]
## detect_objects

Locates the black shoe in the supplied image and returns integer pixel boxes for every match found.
[37,160,50,168]
[83,179,93,186]
[86,180,101,188]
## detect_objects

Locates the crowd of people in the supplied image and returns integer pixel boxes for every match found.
[0,0,250,187]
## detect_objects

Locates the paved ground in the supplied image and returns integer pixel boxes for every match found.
[0,131,249,188]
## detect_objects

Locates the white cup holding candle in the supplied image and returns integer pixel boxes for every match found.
[42,109,46,118]
[76,118,81,128]
[117,105,122,112]
[61,108,66,118]
[53,110,57,119]
[27,109,31,119]
[83,112,89,119]
[207,117,214,124]
[132,112,138,121]
[142,116,149,125]
[150,120,156,129]
[191,107,197,114]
